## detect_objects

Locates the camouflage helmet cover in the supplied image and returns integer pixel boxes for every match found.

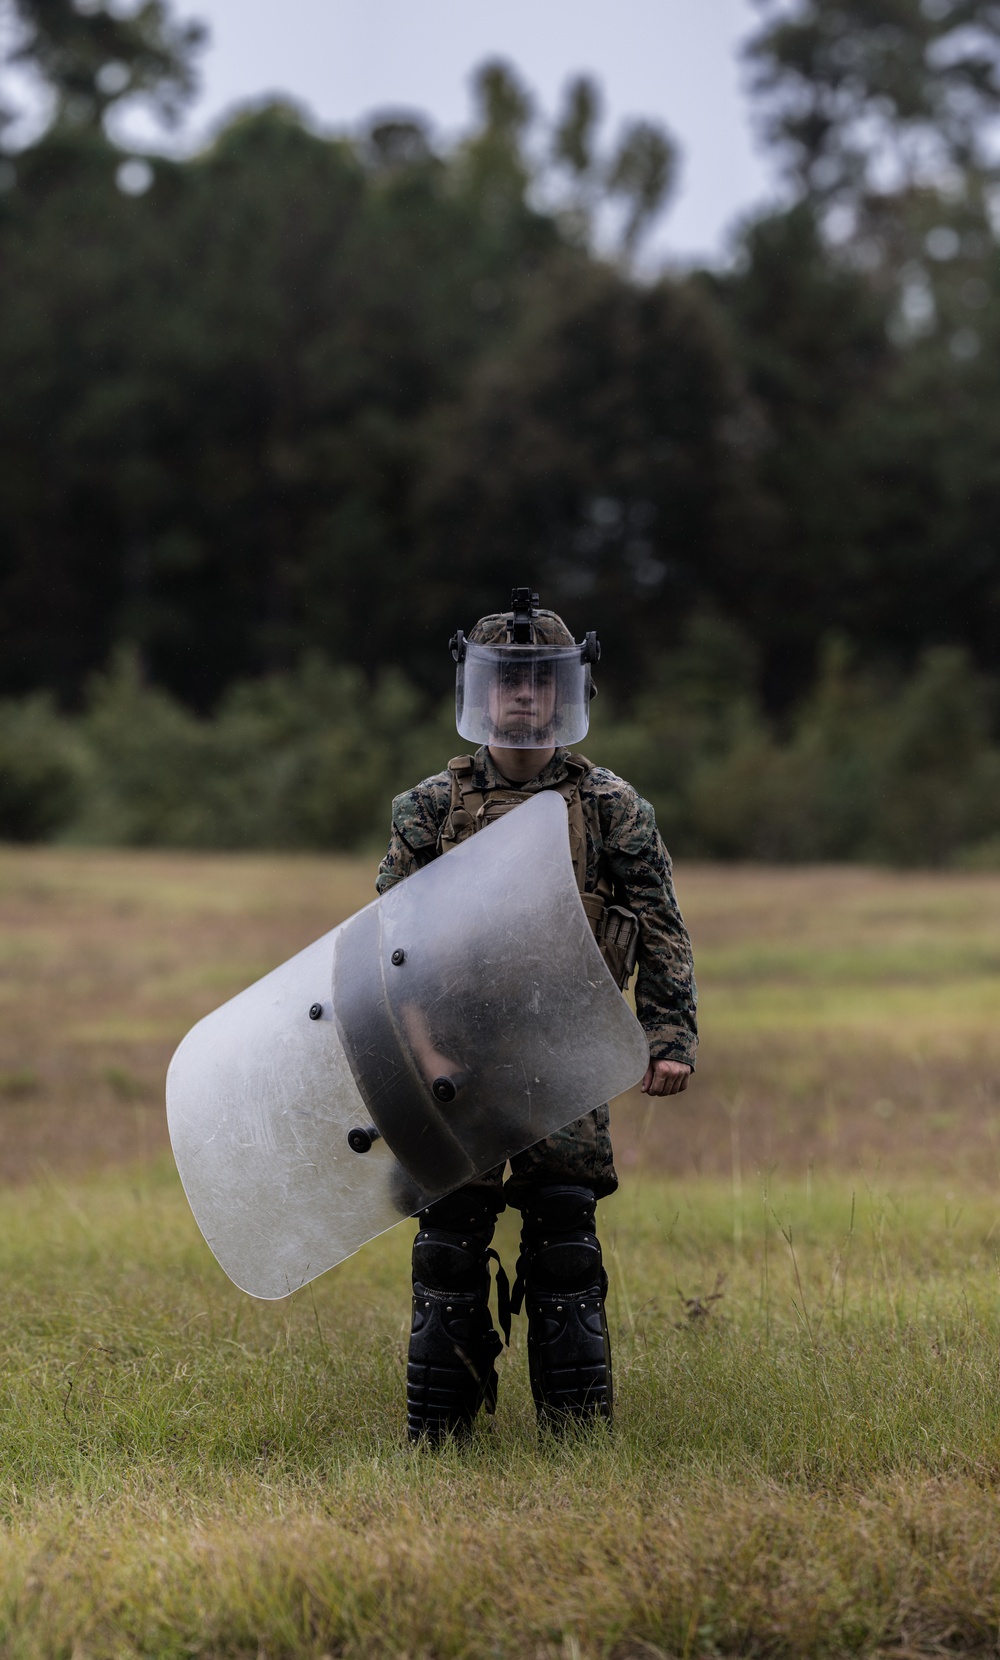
[467,608,577,648]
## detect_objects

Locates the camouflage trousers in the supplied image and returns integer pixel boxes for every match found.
[467,1104,618,1208]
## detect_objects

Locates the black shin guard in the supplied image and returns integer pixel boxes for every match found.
[512,1184,612,1426]
[407,1189,508,1445]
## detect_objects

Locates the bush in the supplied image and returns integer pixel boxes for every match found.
[69,651,458,851]
[867,647,1000,866]
[0,695,83,841]
[590,637,1000,868]
[4,640,1000,867]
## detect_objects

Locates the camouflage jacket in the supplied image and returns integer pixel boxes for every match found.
[375,746,698,1069]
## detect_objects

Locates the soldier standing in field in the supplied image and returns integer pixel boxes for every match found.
[376,589,698,1442]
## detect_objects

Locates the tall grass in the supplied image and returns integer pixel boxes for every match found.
[2,846,1000,1653]
[1,1162,1000,1656]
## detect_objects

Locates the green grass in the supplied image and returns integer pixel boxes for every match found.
[5,849,1000,1652]
[2,1162,1000,1656]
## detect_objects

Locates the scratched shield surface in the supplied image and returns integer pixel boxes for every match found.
[166,792,649,1299]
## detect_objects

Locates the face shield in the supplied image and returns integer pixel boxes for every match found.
[455,641,592,748]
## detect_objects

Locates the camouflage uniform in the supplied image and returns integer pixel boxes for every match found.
[376,745,697,1202]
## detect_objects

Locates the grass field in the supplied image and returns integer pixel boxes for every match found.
[3,848,1000,1656]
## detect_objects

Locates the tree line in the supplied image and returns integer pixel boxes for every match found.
[3,0,1000,862]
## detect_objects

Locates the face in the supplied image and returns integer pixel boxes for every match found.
[487,664,558,742]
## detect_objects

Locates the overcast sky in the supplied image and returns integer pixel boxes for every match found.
[114,0,782,263]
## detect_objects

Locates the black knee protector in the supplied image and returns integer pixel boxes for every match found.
[418,1188,505,1238]
[411,1189,502,1293]
[407,1190,506,1445]
[513,1184,612,1427]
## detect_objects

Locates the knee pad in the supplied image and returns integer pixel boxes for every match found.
[412,1230,489,1294]
[417,1188,503,1238]
[521,1185,598,1235]
[412,1188,502,1296]
[515,1185,605,1300]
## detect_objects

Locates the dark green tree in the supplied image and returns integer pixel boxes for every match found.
[547,72,677,261]
[0,34,692,707]
[705,0,1000,699]
[747,0,1000,205]
[2,0,203,138]
[412,255,751,689]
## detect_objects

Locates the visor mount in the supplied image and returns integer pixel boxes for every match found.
[449,630,466,663]
[509,586,539,644]
[582,630,601,665]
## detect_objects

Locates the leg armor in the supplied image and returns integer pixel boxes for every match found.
[512,1184,612,1426]
[407,1188,509,1445]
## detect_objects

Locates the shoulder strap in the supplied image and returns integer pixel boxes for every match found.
[544,754,591,893]
[439,755,486,854]
[561,753,615,901]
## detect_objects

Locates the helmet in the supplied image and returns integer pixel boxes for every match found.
[449,588,600,749]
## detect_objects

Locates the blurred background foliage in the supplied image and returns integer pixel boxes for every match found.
[4,0,1000,862]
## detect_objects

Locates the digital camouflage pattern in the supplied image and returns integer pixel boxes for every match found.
[488,1102,617,1202]
[375,746,698,1201]
[466,609,576,648]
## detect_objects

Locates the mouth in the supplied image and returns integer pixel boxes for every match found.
[497,718,548,743]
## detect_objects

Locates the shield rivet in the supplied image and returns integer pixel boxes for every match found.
[391,949,406,966]
[308,1003,323,1020]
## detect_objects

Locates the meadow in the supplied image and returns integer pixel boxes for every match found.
[2,848,1000,1656]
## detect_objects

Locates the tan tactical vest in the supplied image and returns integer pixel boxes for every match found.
[438,754,640,990]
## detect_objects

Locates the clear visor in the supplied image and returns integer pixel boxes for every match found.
[456,642,591,748]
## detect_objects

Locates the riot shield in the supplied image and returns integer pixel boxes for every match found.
[166,790,649,1299]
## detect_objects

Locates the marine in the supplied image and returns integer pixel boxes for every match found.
[376,588,698,1442]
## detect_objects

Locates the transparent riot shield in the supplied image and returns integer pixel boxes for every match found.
[166,791,649,1299]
